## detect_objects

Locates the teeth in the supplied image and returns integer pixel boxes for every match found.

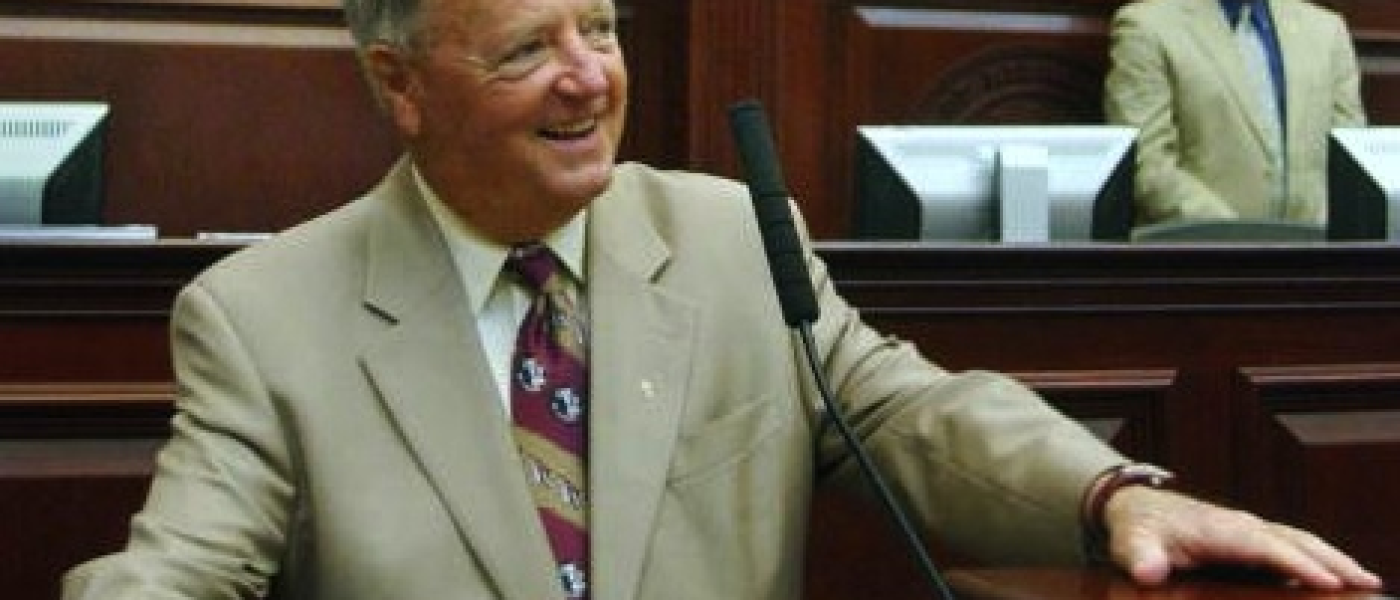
[545,119,595,136]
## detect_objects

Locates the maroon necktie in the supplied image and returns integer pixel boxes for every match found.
[506,243,589,599]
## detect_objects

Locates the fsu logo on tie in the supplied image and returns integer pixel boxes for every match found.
[559,562,587,598]
[551,388,584,423]
[516,356,546,392]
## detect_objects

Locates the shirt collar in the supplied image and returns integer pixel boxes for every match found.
[412,163,588,314]
[1222,0,1266,28]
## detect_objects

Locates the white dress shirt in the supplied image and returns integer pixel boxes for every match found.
[413,164,588,414]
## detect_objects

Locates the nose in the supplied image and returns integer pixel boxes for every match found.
[554,38,611,97]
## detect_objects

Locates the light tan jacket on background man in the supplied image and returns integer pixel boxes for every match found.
[1105,0,1366,227]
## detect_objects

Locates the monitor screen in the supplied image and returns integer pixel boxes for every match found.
[853,125,1136,242]
[0,102,110,225]
[1327,127,1400,241]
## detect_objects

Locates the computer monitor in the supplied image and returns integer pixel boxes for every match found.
[853,125,1136,242]
[0,102,110,225]
[1327,127,1400,241]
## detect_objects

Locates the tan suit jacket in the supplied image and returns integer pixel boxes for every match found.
[1104,0,1366,226]
[63,160,1124,599]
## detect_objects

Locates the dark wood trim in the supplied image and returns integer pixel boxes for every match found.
[4,241,1400,596]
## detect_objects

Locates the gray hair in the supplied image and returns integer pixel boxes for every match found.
[342,0,429,52]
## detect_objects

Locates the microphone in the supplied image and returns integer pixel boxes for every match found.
[728,99,819,327]
[728,99,957,600]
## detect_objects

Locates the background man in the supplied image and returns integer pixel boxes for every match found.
[1105,0,1366,229]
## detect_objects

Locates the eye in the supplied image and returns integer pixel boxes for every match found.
[490,37,550,78]
[498,38,548,67]
[581,15,618,48]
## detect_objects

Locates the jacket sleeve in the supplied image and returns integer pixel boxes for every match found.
[1328,11,1366,128]
[62,281,293,600]
[792,209,1126,565]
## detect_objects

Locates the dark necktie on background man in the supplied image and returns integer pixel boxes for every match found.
[1232,0,1290,211]
[507,243,590,600]
[1234,0,1287,121]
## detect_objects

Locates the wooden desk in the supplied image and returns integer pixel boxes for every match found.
[4,240,1400,599]
[947,568,1392,600]
[809,241,1400,598]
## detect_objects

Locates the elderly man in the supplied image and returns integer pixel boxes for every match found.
[64,0,1380,597]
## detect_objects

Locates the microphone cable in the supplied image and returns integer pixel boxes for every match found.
[728,98,957,600]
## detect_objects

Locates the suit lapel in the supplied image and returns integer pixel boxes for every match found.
[1272,0,1310,154]
[586,166,698,599]
[358,160,564,600]
[354,162,699,599]
[1184,0,1275,150]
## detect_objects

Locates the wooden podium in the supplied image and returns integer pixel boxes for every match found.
[946,569,1392,600]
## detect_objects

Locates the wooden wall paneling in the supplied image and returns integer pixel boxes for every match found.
[692,0,1131,238]
[833,5,1113,238]
[1019,369,1174,462]
[778,0,1400,237]
[674,0,842,236]
[804,369,1174,600]
[0,1,350,32]
[0,383,172,600]
[0,3,681,237]
[838,289,1244,495]
[10,0,1400,238]
[821,241,1400,503]
[0,17,400,237]
[616,1,689,169]
[1356,49,1400,125]
[0,241,228,382]
[0,241,207,600]
[818,241,1400,586]
[680,0,779,176]
[769,0,831,238]
[662,0,845,237]
[1235,364,1400,589]
[4,242,1400,595]
[1340,0,1400,124]
[0,319,169,382]
[61,1,339,9]
[804,485,937,600]
[842,7,1113,125]
[1,472,154,599]
[1321,0,1400,30]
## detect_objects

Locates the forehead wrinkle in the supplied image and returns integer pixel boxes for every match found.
[419,0,618,62]
[475,0,615,39]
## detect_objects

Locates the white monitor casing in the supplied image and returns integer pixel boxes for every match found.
[0,102,110,225]
[853,125,1137,242]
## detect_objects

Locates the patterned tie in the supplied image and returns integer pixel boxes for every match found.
[506,243,589,599]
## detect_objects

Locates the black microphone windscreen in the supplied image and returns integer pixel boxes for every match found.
[729,100,819,327]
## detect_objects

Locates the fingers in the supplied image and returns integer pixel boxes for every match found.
[1238,520,1344,590]
[1270,523,1383,590]
[1104,486,1188,586]
[1103,487,1383,591]
[1181,511,1381,591]
[1113,524,1173,586]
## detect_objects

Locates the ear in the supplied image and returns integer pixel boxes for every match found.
[363,42,423,137]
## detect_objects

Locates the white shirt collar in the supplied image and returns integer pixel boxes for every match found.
[412,164,588,314]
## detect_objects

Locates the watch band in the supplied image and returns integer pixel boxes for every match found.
[1081,462,1176,561]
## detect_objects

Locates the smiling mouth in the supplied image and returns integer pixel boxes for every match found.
[540,119,598,141]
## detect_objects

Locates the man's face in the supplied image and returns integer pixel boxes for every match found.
[371,0,628,243]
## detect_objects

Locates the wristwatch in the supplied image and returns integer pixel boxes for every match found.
[1082,462,1176,561]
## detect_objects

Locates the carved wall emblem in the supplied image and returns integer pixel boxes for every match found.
[915,45,1105,124]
